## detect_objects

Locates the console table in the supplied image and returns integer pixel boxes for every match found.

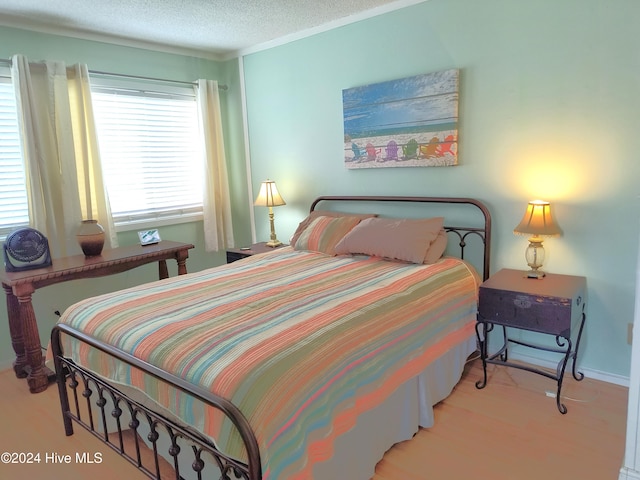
[1,240,194,394]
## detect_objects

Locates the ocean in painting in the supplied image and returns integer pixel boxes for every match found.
[343,69,459,169]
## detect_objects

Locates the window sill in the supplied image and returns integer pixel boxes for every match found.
[114,212,204,233]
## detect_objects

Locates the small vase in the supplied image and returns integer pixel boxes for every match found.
[76,219,105,256]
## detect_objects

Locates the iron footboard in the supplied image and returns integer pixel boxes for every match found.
[51,324,262,480]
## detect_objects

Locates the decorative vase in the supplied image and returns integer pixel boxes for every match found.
[76,219,105,256]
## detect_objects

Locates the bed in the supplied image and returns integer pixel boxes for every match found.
[50,195,491,480]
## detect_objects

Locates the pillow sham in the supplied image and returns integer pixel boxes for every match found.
[290,210,377,247]
[293,215,362,255]
[424,228,448,264]
[334,216,444,264]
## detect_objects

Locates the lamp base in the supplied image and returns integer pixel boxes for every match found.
[523,237,546,279]
[265,239,282,248]
[525,269,546,279]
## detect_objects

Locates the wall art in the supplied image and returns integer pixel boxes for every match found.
[343,69,459,169]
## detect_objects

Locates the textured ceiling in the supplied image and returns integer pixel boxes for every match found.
[0,0,422,59]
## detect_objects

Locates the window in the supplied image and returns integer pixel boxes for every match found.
[91,78,203,229]
[0,72,205,238]
[0,72,29,238]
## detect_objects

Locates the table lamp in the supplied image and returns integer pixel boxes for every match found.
[513,200,561,278]
[254,179,286,247]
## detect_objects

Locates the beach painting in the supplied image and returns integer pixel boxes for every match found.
[343,69,459,169]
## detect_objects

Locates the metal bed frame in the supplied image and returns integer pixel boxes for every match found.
[51,195,492,480]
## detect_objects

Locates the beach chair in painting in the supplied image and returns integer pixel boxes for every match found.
[350,142,364,162]
[366,143,381,161]
[402,138,419,159]
[436,135,456,156]
[420,136,440,158]
[385,140,399,161]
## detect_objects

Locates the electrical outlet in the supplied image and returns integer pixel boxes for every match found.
[629,323,634,345]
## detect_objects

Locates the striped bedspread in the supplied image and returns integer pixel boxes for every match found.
[58,247,479,479]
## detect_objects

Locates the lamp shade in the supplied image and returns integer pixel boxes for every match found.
[254,180,286,207]
[513,200,561,237]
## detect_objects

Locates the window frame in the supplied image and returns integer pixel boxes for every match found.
[0,67,29,239]
[90,75,205,232]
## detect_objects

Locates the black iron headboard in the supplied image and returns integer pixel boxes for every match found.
[309,196,492,281]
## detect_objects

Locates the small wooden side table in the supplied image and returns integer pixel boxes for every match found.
[1,240,194,394]
[226,242,286,264]
[474,268,587,414]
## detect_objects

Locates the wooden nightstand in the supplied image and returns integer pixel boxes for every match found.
[475,268,587,413]
[226,242,286,264]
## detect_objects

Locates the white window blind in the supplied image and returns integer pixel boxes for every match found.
[0,74,29,238]
[91,80,203,227]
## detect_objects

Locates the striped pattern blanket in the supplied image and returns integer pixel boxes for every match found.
[58,247,479,479]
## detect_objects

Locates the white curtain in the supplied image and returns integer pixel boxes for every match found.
[11,54,117,257]
[67,63,117,249]
[197,79,234,252]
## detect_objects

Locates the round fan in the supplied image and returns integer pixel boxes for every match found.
[3,228,52,272]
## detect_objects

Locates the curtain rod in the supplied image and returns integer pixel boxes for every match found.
[0,59,227,90]
[89,69,228,90]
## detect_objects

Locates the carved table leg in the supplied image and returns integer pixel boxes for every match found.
[14,283,48,393]
[176,250,189,276]
[158,260,169,280]
[4,283,28,378]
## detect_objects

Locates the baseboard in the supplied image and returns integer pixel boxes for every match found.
[509,350,630,387]
[619,467,640,480]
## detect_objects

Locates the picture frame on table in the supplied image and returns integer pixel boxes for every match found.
[138,229,161,246]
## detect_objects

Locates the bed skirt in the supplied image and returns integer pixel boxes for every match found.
[313,334,476,479]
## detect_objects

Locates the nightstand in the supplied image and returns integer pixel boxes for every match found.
[475,268,587,414]
[226,242,286,264]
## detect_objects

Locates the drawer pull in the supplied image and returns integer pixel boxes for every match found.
[514,295,532,309]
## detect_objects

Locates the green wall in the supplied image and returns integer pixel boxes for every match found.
[242,0,640,379]
[0,26,253,368]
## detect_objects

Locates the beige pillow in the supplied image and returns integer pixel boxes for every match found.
[334,217,444,264]
[424,228,448,264]
[290,210,377,247]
